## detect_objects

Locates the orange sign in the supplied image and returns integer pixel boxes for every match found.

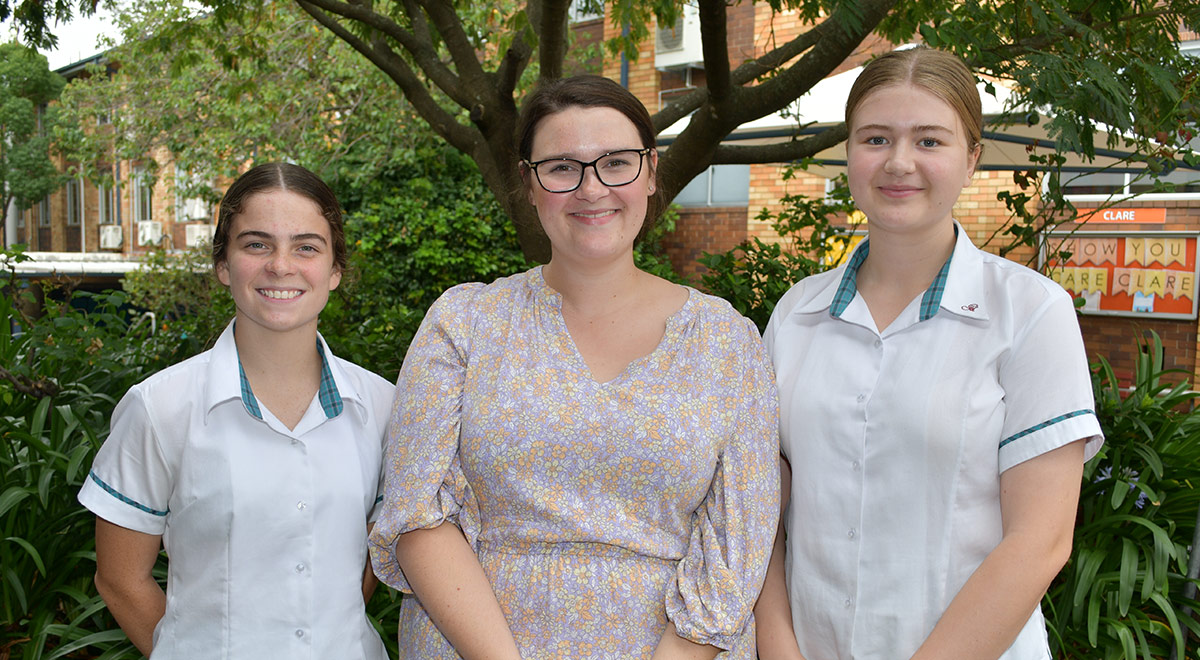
[1044,232,1199,319]
[1077,208,1166,224]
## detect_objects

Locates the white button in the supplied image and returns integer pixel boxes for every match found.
[295,629,304,638]
[856,393,866,403]
[874,339,882,348]
[291,439,299,446]
[852,461,861,471]
[296,501,307,510]
[844,598,852,608]
[295,563,306,573]
[847,528,856,539]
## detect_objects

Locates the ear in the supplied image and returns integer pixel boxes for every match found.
[647,148,659,195]
[964,143,982,186]
[216,259,231,287]
[329,267,342,292]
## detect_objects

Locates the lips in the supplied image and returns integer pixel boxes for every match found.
[258,288,302,300]
[570,209,619,225]
[879,185,923,198]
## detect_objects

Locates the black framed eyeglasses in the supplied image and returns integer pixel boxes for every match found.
[523,148,653,193]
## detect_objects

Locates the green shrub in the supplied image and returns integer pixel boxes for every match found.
[1,249,173,660]
[1045,331,1200,659]
[698,171,857,331]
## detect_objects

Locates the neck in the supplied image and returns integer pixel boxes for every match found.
[542,254,643,317]
[858,222,956,294]
[232,319,322,381]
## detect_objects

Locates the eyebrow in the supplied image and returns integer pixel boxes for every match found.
[854,123,955,134]
[235,230,329,245]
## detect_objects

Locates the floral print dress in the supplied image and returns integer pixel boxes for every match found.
[368,267,779,659]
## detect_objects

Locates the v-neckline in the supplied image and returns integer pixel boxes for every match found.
[529,267,694,386]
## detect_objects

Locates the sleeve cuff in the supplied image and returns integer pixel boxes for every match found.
[999,410,1104,472]
[78,471,168,535]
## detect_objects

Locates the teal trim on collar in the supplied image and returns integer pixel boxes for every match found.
[316,341,343,419]
[237,359,264,420]
[830,240,870,318]
[919,254,954,321]
[235,338,343,421]
[833,226,958,322]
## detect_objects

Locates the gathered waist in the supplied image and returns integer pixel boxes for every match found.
[476,539,675,564]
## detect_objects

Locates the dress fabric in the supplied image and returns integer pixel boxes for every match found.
[369,267,779,659]
[764,224,1103,659]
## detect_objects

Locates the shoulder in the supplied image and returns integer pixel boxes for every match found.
[682,288,767,349]
[330,355,394,401]
[118,348,215,417]
[427,268,539,321]
[973,248,1075,316]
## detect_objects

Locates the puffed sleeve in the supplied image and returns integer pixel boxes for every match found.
[368,283,485,592]
[77,386,173,535]
[665,315,780,649]
[997,283,1104,473]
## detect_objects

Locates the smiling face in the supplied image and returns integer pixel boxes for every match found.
[215,189,341,340]
[526,106,657,268]
[846,83,981,242]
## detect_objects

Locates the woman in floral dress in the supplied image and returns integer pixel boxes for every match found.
[369,75,780,659]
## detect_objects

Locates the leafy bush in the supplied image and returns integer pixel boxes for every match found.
[1045,332,1200,659]
[1,249,174,660]
[698,171,857,331]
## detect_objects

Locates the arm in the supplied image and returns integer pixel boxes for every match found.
[650,622,720,660]
[755,459,807,660]
[362,522,379,604]
[94,517,165,656]
[909,439,1086,660]
[393,522,521,660]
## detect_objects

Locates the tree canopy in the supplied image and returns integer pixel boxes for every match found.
[0,40,64,245]
[12,0,1200,261]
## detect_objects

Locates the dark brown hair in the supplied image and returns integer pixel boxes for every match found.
[212,162,347,272]
[845,46,983,154]
[516,75,664,239]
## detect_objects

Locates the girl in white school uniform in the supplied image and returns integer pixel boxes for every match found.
[755,47,1104,660]
[78,163,393,659]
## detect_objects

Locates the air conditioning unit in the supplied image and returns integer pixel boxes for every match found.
[137,221,163,247]
[180,197,209,222]
[99,225,123,249]
[655,4,702,69]
[185,223,216,248]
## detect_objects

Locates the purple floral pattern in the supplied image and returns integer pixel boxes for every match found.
[369,267,779,659]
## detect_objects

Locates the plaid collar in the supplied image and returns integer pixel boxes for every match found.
[829,227,957,322]
[236,339,343,421]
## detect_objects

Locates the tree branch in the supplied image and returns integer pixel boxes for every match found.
[298,0,471,110]
[697,0,731,105]
[0,363,60,398]
[537,0,570,81]
[710,123,848,164]
[294,1,480,153]
[417,0,490,90]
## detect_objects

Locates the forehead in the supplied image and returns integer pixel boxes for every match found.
[851,83,963,132]
[231,190,331,236]
[531,106,642,158]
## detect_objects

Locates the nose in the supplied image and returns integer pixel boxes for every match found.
[883,143,915,176]
[574,164,609,200]
[266,250,295,275]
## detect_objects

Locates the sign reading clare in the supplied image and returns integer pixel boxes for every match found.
[1076,208,1167,224]
[1043,232,1199,319]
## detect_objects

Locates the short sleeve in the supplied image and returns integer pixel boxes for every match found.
[368,284,484,592]
[998,286,1104,472]
[665,316,781,649]
[77,386,173,535]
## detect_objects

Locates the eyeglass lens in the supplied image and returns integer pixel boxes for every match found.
[534,150,645,192]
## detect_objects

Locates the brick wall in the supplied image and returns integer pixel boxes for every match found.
[1078,315,1196,382]
[663,207,749,281]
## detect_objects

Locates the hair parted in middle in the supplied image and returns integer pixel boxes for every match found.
[212,162,348,274]
[845,46,984,155]
[516,75,664,239]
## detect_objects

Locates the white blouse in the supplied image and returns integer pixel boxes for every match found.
[79,322,394,660]
[765,225,1103,659]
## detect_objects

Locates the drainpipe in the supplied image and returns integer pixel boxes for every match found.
[620,22,630,88]
[79,175,87,254]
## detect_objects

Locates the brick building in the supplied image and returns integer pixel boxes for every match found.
[8,9,1199,382]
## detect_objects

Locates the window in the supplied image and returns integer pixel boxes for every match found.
[1062,168,1200,198]
[673,164,751,207]
[134,169,154,222]
[98,185,115,224]
[66,179,82,226]
[174,166,211,222]
[570,0,603,22]
[37,199,51,227]
[16,208,24,228]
